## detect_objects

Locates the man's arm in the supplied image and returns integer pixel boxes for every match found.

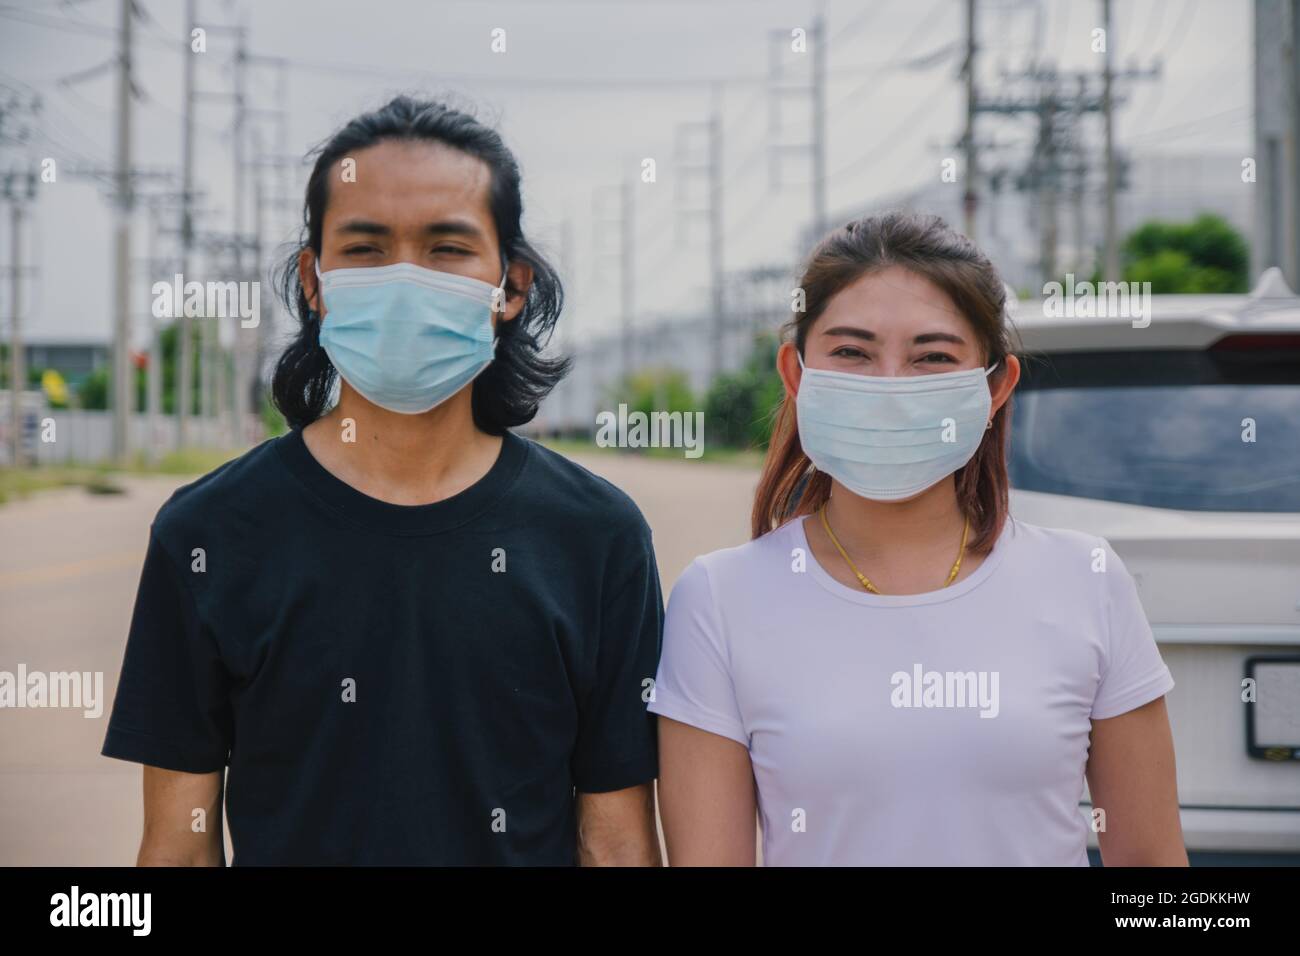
[575,782,661,866]
[138,766,226,866]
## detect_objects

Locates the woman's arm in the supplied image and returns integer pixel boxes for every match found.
[656,716,757,866]
[1084,695,1188,866]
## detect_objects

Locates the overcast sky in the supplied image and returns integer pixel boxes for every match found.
[0,0,1253,352]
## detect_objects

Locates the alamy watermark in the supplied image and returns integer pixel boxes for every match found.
[0,664,103,718]
[595,404,704,459]
[1042,273,1152,328]
[890,663,999,718]
[152,273,260,328]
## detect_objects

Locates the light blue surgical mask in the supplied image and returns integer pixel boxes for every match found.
[314,256,509,414]
[796,352,999,501]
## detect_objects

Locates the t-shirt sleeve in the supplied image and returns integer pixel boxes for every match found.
[645,557,749,747]
[1090,537,1176,720]
[571,516,664,793]
[100,527,233,773]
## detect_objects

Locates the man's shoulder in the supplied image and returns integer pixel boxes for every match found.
[513,435,649,537]
[151,436,287,548]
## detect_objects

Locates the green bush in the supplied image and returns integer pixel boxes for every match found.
[1122,213,1249,293]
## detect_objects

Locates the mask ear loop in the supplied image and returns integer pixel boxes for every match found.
[984,360,1001,429]
[310,256,325,332]
[489,254,510,355]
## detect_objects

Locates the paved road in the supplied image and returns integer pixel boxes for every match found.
[0,447,758,865]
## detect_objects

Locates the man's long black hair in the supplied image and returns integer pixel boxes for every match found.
[272,94,569,432]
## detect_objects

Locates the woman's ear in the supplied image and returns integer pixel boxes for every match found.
[776,340,802,401]
[990,353,1021,417]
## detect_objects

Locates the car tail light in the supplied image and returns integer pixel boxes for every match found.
[1210,334,1300,351]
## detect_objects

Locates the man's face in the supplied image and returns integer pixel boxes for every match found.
[303,138,522,325]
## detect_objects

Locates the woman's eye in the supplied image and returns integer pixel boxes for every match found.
[344,246,381,256]
[921,352,956,363]
[433,246,472,256]
[831,346,867,359]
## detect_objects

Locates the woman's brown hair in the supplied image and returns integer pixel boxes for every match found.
[751,211,1017,554]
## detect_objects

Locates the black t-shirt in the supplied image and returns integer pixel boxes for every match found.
[100,428,663,865]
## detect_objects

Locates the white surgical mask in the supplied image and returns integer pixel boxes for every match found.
[314,257,508,415]
[796,352,999,501]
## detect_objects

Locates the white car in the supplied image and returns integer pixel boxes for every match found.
[1005,268,1300,864]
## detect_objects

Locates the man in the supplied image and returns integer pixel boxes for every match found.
[101,96,663,865]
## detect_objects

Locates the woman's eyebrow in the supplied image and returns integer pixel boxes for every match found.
[821,326,876,341]
[913,332,966,345]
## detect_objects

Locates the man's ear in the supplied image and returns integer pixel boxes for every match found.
[495,260,532,325]
[299,249,321,315]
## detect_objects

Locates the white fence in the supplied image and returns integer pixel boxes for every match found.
[0,396,260,466]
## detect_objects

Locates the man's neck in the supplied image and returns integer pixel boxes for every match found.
[300,384,503,506]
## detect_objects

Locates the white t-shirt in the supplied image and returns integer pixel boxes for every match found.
[647,516,1176,866]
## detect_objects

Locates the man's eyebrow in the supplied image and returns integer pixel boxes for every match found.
[422,220,486,240]
[332,219,487,240]
[335,219,391,236]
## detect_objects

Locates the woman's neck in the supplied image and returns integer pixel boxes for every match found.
[807,476,982,594]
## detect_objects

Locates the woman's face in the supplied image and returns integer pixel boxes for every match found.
[778,264,1019,413]
[806,265,981,376]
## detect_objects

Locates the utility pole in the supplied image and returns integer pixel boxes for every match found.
[810,3,827,238]
[620,177,634,382]
[767,4,828,241]
[230,25,248,446]
[111,0,135,462]
[9,196,18,466]
[978,60,1154,286]
[1101,0,1119,282]
[1252,0,1300,286]
[674,93,725,378]
[1036,81,1058,283]
[591,181,633,384]
[4,173,37,467]
[962,0,978,239]
[244,52,289,422]
[178,0,196,448]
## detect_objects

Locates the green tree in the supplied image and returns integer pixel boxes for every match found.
[77,321,204,413]
[1121,213,1249,293]
[606,367,697,420]
[703,333,784,450]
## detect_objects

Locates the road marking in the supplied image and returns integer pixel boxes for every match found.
[0,551,144,590]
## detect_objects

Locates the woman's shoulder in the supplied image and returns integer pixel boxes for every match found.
[673,519,805,598]
[999,517,1126,581]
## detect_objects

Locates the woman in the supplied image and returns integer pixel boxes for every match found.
[647,212,1185,866]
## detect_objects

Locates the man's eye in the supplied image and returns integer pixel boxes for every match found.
[345,246,380,256]
[433,246,472,256]
[921,353,956,363]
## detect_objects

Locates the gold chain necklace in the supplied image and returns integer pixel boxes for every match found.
[818,502,969,594]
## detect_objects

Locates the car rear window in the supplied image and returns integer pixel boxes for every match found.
[1008,347,1300,512]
